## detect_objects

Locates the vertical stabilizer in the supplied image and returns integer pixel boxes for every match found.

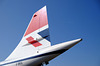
[6,6,51,60]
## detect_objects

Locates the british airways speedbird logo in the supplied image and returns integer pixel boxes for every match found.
[26,36,42,47]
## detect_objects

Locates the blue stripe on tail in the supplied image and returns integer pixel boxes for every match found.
[38,28,50,42]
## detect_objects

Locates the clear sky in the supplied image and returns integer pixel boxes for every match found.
[0,0,100,66]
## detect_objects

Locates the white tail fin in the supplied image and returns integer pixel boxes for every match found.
[6,6,51,60]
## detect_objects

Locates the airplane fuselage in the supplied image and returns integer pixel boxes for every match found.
[0,39,82,66]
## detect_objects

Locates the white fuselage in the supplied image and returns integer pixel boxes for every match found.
[0,38,82,66]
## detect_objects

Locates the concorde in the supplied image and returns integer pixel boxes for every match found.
[0,6,82,66]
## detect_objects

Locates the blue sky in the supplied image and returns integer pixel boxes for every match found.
[0,0,100,66]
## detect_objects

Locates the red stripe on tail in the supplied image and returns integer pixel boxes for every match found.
[26,36,42,47]
[24,6,48,36]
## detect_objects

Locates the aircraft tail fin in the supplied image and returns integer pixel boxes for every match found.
[23,6,51,49]
[6,6,51,60]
